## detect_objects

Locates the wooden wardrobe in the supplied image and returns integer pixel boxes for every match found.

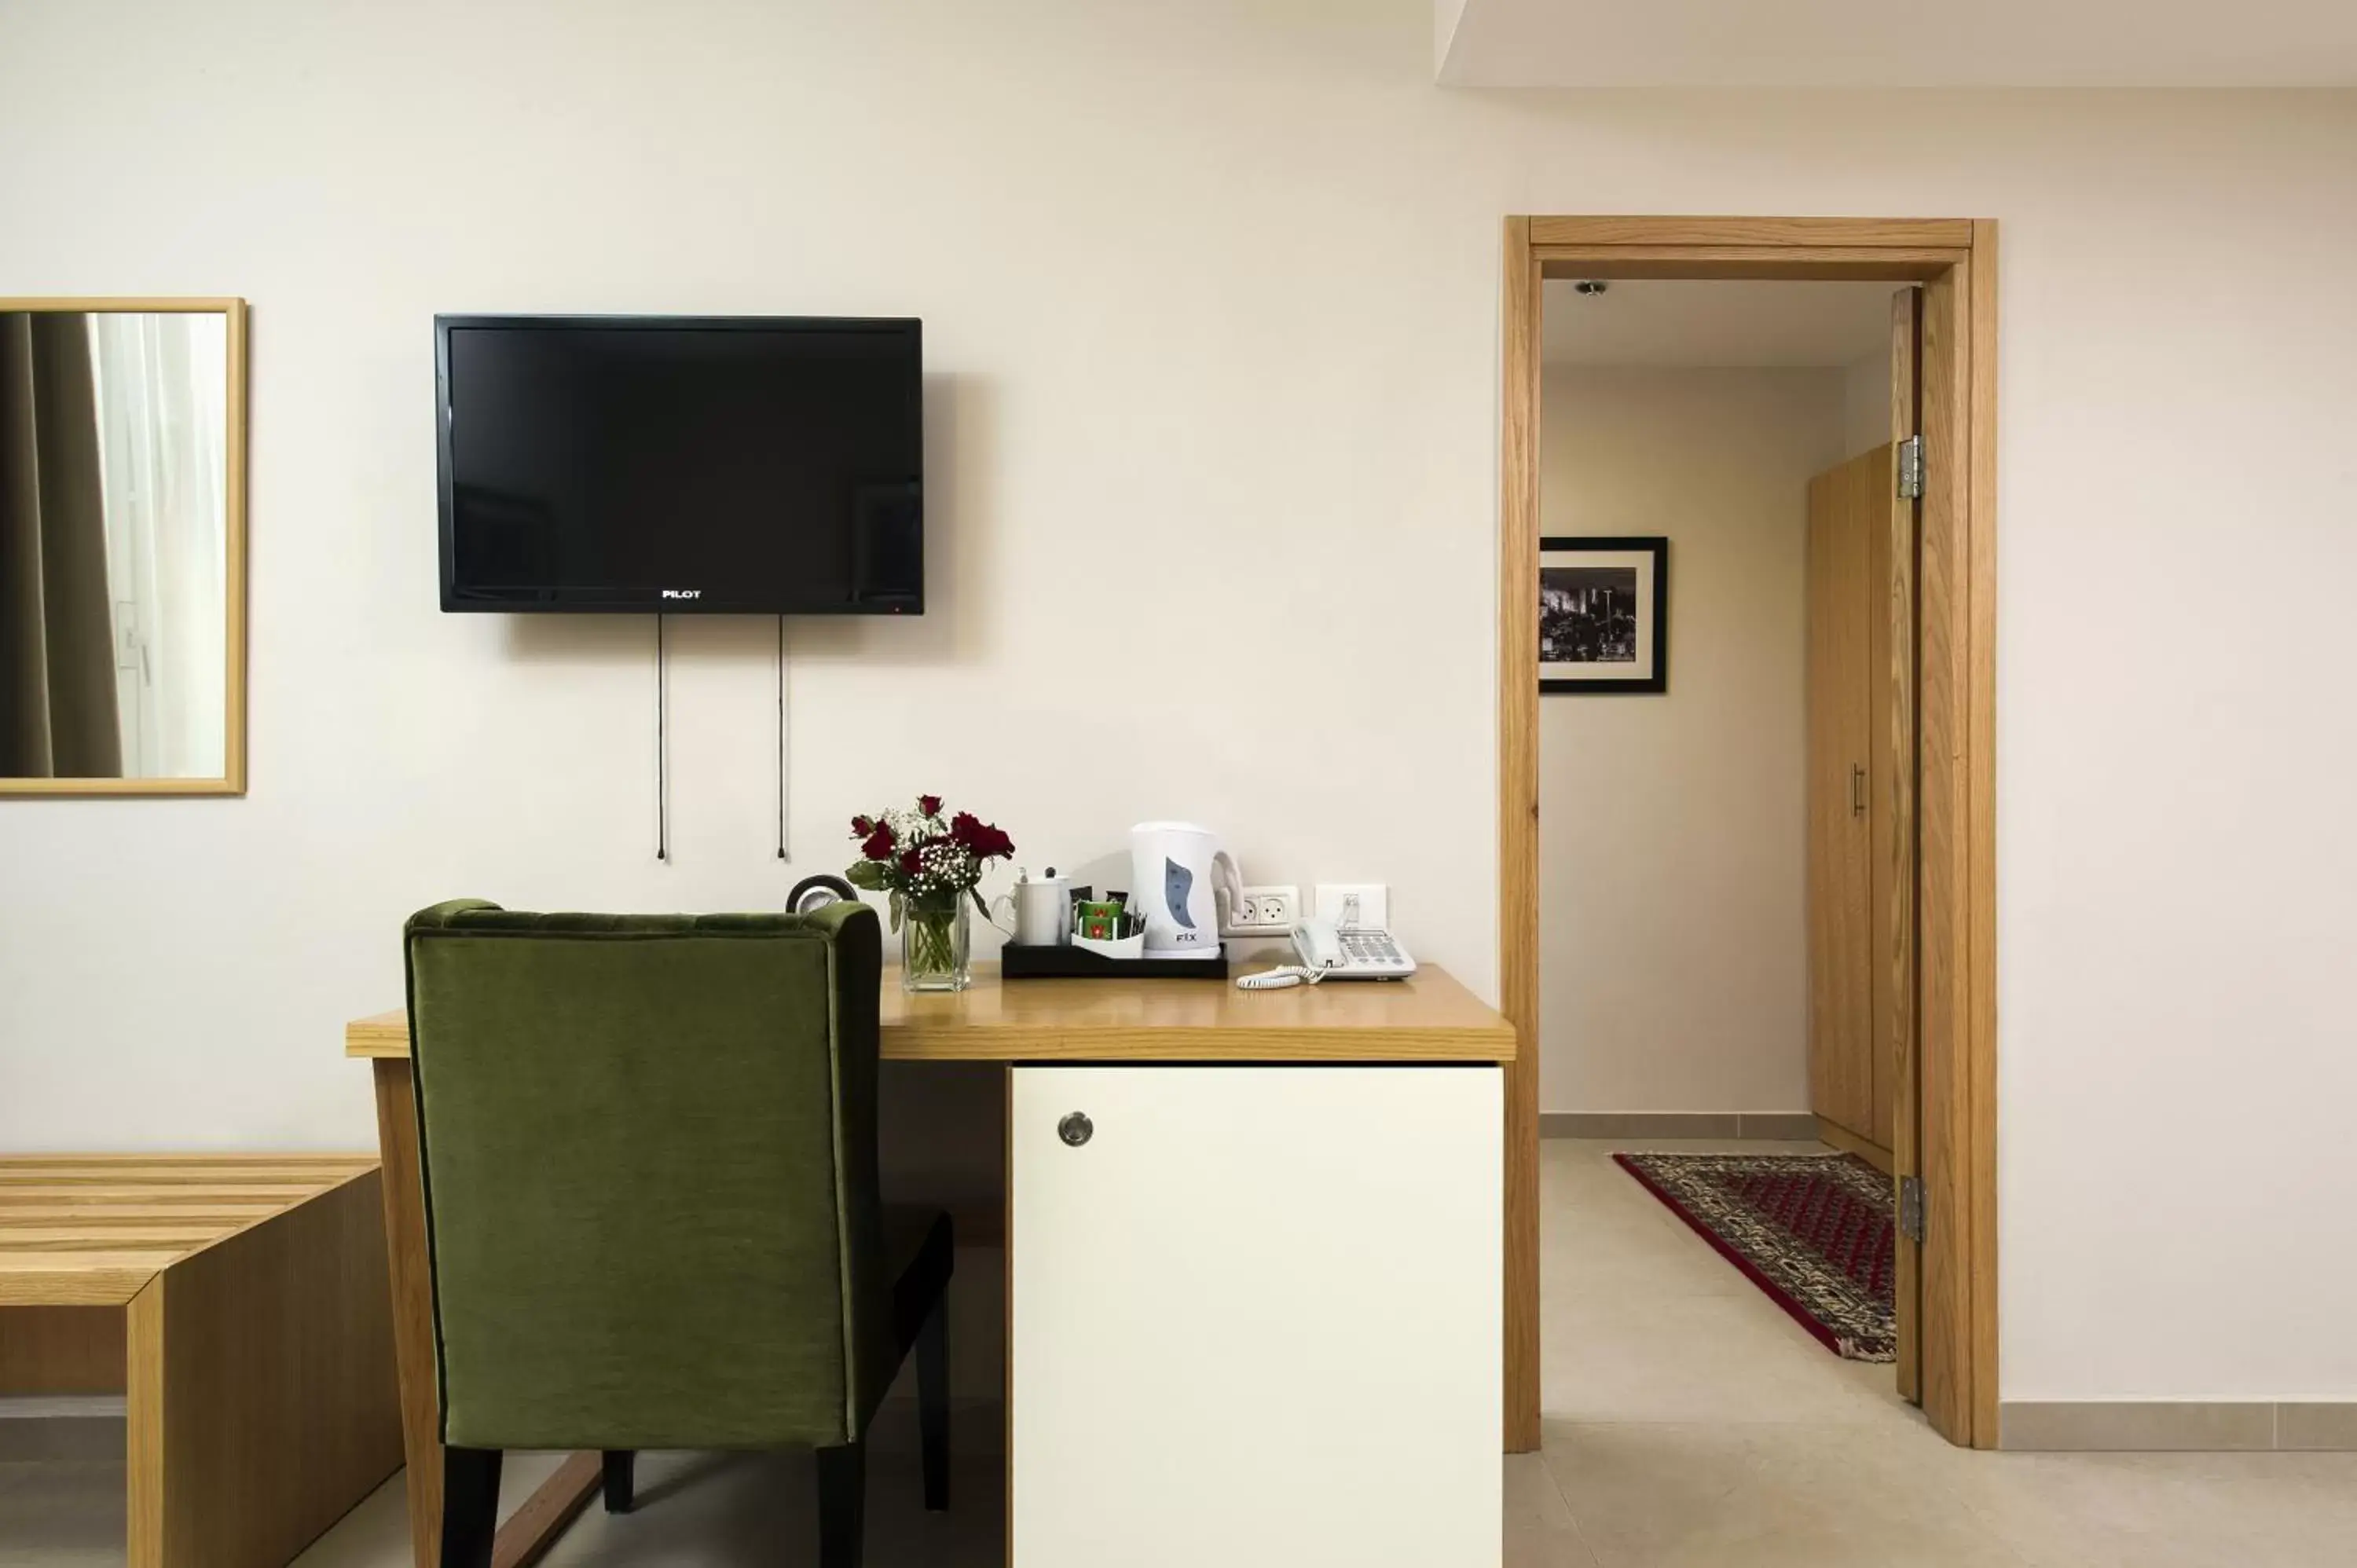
[1807,291,1920,1173]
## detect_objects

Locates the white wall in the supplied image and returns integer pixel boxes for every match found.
[1539,366,1845,1116]
[4,0,2356,1405]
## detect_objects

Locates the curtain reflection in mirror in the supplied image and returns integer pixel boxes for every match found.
[0,310,226,780]
[92,314,228,778]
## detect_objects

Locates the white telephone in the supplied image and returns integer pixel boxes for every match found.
[1293,918,1416,978]
[1237,918,1417,989]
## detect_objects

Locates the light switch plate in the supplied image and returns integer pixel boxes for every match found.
[1314,883,1390,931]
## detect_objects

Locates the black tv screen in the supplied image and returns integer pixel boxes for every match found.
[435,315,922,613]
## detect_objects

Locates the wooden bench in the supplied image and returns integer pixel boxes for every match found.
[0,1156,404,1567]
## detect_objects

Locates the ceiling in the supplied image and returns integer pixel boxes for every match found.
[1438,0,2357,86]
[1543,280,1897,368]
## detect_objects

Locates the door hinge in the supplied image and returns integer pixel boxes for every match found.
[1898,1174,1926,1244]
[1897,435,1924,500]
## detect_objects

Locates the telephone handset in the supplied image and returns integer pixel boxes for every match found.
[1237,918,1417,989]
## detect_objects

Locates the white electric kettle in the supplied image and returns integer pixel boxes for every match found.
[1128,822,1241,958]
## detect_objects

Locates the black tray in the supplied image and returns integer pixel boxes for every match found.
[999,943,1229,980]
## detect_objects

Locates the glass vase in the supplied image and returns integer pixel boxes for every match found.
[901,892,973,992]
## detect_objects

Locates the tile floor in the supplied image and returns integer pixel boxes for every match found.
[0,1405,1002,1568]
[6,1135,2355,1566]
[1519,1137,2357,1567]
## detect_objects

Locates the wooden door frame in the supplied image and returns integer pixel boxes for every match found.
[1497,216,2000,1449]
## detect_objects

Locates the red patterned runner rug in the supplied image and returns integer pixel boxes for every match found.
[1612,1152,1896,1362]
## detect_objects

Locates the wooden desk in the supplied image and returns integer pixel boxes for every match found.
[352,966,1511,1568]
[346,963,1515,1064]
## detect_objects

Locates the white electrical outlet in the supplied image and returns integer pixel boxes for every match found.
[1220,884,1299,938]
[1314,883,1390,932]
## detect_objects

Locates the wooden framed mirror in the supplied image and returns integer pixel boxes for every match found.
[0,298,247,796]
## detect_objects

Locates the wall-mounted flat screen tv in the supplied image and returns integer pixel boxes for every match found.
[435,315,922,613]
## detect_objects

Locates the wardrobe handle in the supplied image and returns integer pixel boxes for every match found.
[1851,764,1867,819]
[1058,1112,1094,1148]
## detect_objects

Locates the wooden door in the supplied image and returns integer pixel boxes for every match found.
[1808,459,1875,1142]
[1810,286,1926,1399]
[1884,284,1925,1404]
[1865,438,1906,1153]
[1010,1064,1501,1568]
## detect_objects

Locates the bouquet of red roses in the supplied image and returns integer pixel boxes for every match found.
[845,793,1017,929]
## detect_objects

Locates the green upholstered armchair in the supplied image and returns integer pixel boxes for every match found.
[403,899,951,1568]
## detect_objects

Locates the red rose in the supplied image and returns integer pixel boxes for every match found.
[861,824,896,860]
[950,813,1014,861]
[850,814,875,837]
[900,848,925,876]
[918,793,943,817]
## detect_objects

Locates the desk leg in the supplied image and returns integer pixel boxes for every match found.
[372,1061,444,1568]
[372,1060,601,1568]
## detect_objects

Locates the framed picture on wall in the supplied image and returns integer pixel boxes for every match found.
[1538,536,1668,694]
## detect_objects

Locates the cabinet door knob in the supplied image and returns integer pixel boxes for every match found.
[1058,1112,1094,1147]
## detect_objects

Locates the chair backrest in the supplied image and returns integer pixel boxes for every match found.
[404,899,887,1452]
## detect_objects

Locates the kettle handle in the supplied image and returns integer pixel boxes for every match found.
[1211,848,1244,910]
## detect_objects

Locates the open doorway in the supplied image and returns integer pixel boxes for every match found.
[1495,218,1999,1455]
[1533,273,1917,1410]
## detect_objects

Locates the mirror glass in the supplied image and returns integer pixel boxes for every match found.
[0,306,240,789]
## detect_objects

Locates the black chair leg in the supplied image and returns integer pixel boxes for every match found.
[439,1447,502,1568]
[816,1441,866,1568]
[916,1300,951,1511]
[602,1449,636,1514]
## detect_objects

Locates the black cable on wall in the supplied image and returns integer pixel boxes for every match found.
[654,612,669,863]
[654,613,794,866]
[792,613,801,858]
